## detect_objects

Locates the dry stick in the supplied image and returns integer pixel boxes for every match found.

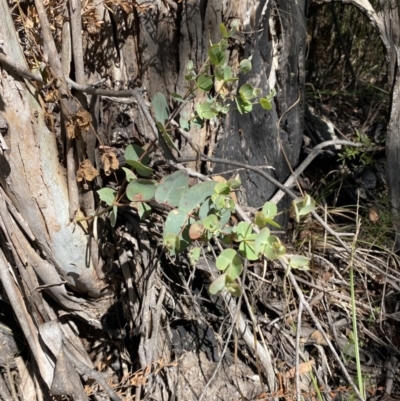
[295,300,303,401]
[0,53,43,83]
[269,139,362,204]
[177,149,400,283]
[285,264,366,401]
[68,0,85,86]
[0,373,12,401]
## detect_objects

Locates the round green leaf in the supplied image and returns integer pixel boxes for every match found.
[130,201,152,220]
[179,181,217,213]
[216,249,242,280]
[155,170,189,207]
[260,97,272,110]
[234,221,254,240]
[126,179,157,202]
[225,276,242,296]
[208,44,226,66]
[164,208,194,255]
[239,84,256,100]
[164,233,180,253]
[209,273,227,295]
[254,211,268,228]
[97,188,116,206]
[151,92,169,124]
[125,144,148,163]
[214,182,230,195]
[239,59,252,74]
[203,214,220,233]
[255,228,271,258]
[289,255,310,270]
[262,202,277,218]
[238,233,258,260]
[196,102,216,120]
[197,75,213,91]
[235,96,253,114]
[122,167,136,182]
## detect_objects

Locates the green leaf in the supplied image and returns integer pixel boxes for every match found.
[179,117,190,131]
[156,122,181,154]
[151,92,169,124]
[203,214,220,233]
[289,255,310,270]
[187,60,194,71]
[179,181,217,213]
[196,102,216,120]
[233,222,254,241]
[208,44,226,66]
[164,208,194,255]
[126,160,154,177]
[239,84,258,100]
[256,234,286,260]
[155,170,189,207]
[209,273,227,295]
[122,167,136,182]
[198,199,231,230]
[223,66,232,81]
[126,179,157,202]
[164,233,180,254]
[254,211,268,228]
[254,228,271,258]
[239,59,252,74]
[215,249,242,279]
[130,201,152,220]
[219,23,228,38]
[125,144,150,166]
[227,176,241,189]
[171,92,189,103]
[235,96,253,114]
[110,205,118,227]
[225,276,242,296]
[214,182,230,195]
[97,188,116,206]
[262,202,278,219]
[197,75,214,91]
[292,195,316,222]
[214,66,224,81]
[238,233,258,260]
[260,97,272,110]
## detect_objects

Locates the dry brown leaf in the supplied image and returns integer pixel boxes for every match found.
[310,330,327,345]
[368,208,379,223]
[76,159,99,182]
[189,223,205,240]
[321,270,333,283]
[285,359,315,379]
[66,121,76,139]
[76,109,92,133]
[101,151,119,176]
